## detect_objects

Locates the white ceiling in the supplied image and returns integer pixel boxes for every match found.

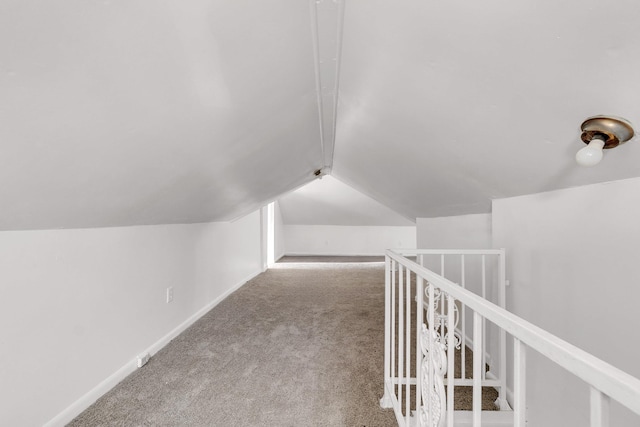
[278,176,415,226]
[2,0,640,230]
[333,0,640,219]
[0,1,324,230]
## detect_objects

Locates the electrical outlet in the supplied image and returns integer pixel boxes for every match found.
[137,353,150,368]
[166,286,174,303]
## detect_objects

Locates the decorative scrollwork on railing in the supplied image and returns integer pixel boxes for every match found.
[419,281,464,426]
[424,284,462,350]
[420,324,447,427]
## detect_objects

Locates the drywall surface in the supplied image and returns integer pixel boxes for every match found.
[493,178,640,426]
[278,177,415,256]
[274,201,285,261]
[0,212,262,427]
[417,213,491,249]
[279,176,414,226]
[284,225,415,255]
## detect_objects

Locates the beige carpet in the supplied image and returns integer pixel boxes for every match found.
[70,260,397,426]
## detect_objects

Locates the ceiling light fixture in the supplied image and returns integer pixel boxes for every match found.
[576,115,634,166]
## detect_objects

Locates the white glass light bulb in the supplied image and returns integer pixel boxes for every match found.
[575,137,605,167]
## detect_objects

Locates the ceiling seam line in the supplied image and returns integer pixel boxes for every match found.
[326,0,346,173]
[309,0,326,169]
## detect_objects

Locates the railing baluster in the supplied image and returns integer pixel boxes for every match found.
[514,338,526,427]
[405,267,411,421]
[391,260,396,386]
[416,276,424,422]
[447,294,455,426]
[398,264,404,420]
[481,255,486,381]
[440,255,445,338]
[428,283,435,427]
[383,256,391,405]
[481,254,486,299]
[590,387,610,427]
[461,254,466,379]
[473,312,482,426]
[499,250,507,407]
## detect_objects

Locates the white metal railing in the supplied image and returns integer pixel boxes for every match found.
[380,249,640,427]
[380,249,508,426]
[401,249,508,409]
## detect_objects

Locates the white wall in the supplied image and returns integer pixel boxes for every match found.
[0,212,262,427]
[274,201,285,261]
[284,225,416,256]
[493,178,640,426]
[278,176,416,256]
[417,213,492,249]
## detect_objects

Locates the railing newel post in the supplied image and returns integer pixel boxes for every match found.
[514,338,526,427]
[473,311,482,426]
[398,264,405,421]
[380,254,393,409]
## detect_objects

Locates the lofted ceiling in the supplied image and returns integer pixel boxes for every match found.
[2,0,640,230]
[0,0,326,230]
[332,0,640,219]
[278,176,415,226]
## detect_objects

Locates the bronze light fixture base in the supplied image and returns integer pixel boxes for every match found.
[580,116,634,149]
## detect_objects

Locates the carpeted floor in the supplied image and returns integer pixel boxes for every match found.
[70,257,498,426]
[70,259,398,426]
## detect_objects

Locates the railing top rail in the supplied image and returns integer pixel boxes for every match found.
[386,249,640,416]
[394,248,505,256]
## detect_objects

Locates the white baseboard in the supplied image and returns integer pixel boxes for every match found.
[43,355,139,427]
[44,269,261,427]
[283,252,386,257]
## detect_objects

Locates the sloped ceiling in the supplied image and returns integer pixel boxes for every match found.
[278,176,415,226]
[0,1,326,230]
[333,0,640,219]
[3,0,640,230]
